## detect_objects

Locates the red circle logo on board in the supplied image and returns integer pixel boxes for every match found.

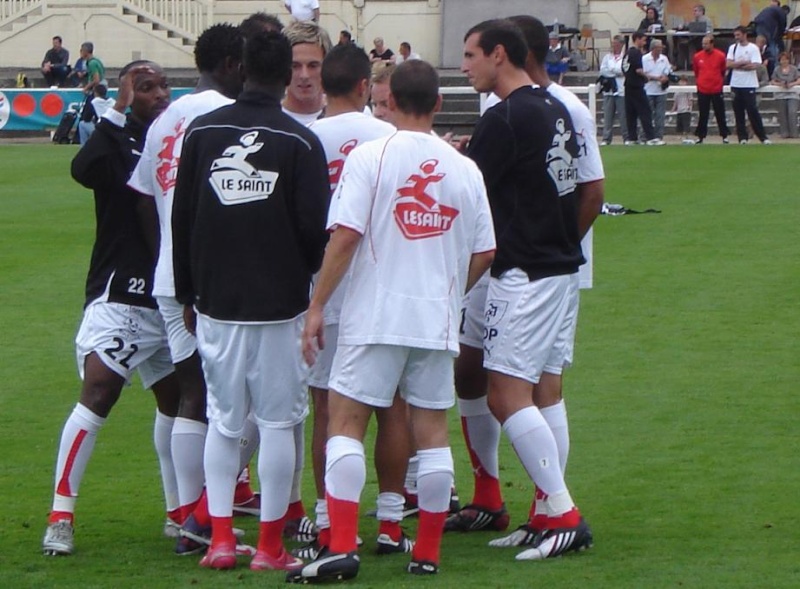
[41,93,65,117]
[12,93,36,117]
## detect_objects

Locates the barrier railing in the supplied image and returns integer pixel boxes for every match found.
[0,0,42,23]
[122,0,211,40]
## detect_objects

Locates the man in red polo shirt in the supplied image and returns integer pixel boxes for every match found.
[692,34,730,144]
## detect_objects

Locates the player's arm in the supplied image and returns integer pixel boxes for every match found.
[467,250,495,292]
[290,136,331,273]
[576,179,604,239]
[70,109,126,191]
[302,225,362,365]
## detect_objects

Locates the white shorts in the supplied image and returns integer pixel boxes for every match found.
[329,344,455,410]
[459,273,490,350]
[156,295,197,364]
[482,270,579,384]
[196,314,309,437]
[308,323,339,389]
[75,300,174,390]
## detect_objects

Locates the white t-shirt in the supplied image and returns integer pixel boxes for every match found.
[330,130,496,353]
[91,96,116,118]
[285,0,319,21]
[307,111,396,325]
[727,42,761,89]
[643,53,672,96]
[483,85,604,288]
[128,90,233,297]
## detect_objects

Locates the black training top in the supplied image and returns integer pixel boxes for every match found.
[172,90,330,322]
[467,85,583,281]
[71,114,157,309]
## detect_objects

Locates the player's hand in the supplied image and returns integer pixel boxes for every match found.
[183,305,197,336]
[302,305,325,366]
[114,64,155,113]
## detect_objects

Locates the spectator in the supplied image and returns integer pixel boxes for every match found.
[369,37,395,67]
[623,32,662,145]
[284,0,319,23]
[674,76,694,143]
[78,84,116,145]
[771,51,800,138]
[80,42,106,95]
[726,25,771,144]
[369,65,395,122]
[637,6,662,34]
[643,39,672,141]
[753,1,789,58]
[338,30,353,46]
[66,57,87,87]
[41,36,70,87]
[396,42,421,63]
[692,34,730,144]
[635,0,664,15]
[755,35,775,79]
[599,35,628,145]
[545,32,570,84]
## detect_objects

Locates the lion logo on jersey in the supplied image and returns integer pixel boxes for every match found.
[393,159,459,240]
[155,118,186,193]
[209,131,279,205]
[546,118,578,197]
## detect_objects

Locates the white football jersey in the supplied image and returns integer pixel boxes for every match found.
[129,90,233,297]
[307,111,396,325]
[331,130,495,353]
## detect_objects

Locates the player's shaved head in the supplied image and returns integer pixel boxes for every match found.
[390,60,439,116]
[322,44,371,97]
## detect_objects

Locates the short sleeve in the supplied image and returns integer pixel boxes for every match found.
[128,124,157,197]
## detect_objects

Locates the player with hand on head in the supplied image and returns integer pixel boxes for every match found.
[42,61,176,557]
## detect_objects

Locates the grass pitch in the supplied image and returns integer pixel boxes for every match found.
[0,143,798,588]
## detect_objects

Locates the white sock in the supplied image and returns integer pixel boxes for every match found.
[540,401,569,474]
[458,396,501,478]
[404,454,419,495]
[51,403,105,514]
[153,411,178,514]
[257,426,295,522]
[290,421,305,504]
[204,422,239,518]
[376,492,404,523]
[502,407,568,498]
[315,497,330,530]
[171,417,207,508]
[325,436,365,503]
[238,415,259,472]
[416,447,454,514]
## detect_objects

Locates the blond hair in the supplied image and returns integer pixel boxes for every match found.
[283,21,332,55]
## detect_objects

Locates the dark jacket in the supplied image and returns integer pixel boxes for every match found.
[172,90,330,322]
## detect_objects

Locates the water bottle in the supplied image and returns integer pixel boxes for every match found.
[553,18,560,35]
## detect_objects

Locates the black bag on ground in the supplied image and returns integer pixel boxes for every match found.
[52,110,78,144]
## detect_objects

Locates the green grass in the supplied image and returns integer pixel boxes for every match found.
[1,143,799,588]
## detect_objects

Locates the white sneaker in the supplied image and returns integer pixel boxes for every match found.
[43,519,74,556]
[646,138,666,146]
[623,140,637,146]
[763,139,772,145]
[164,518,181,539]
[599,141,609,146]
[739,139,748,145]
[681,138,695,145]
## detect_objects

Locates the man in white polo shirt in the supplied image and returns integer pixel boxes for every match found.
[727,25,771,144]
[284,0,319,23]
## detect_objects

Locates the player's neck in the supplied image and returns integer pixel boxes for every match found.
[525,62,549,88]
[282,94,324,115]
[393,111,434,134]
[493,67,534,100]
[324,95,365,118]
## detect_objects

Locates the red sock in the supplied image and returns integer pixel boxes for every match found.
[286,500,306,520]
[529,488,547,531]
[210,516,236,547]
[412,510,447,564]
[192,491,211,527]
[180,498,199,525]
[167,508,182,526]
[462,417,503,510]
[326,492,359,554]
[317,527,331,548]
[257,518,286,558]
[48,510,74,525]
[233,466,255,504]
[378,520,402,542]
[545,507,581,529]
